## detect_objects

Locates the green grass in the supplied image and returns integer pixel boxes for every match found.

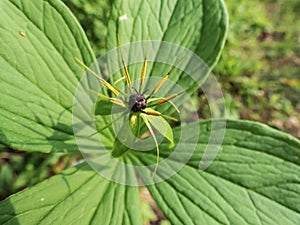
[214,0,300,138]
[0,151,77,200]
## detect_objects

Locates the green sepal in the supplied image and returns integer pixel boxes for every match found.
[111,113,142,157]
[147,115,175,148]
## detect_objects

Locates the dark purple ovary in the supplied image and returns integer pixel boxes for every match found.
[128,93,147,112]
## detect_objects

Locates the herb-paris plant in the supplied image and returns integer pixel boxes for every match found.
[0,0,300,225]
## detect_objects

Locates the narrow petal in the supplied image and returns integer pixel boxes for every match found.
[140,113,160,178]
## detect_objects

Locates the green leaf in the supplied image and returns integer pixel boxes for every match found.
[107,0,227,67]
[146,114,174,148]
[131,119,300,224]
[112,113,145,157]
[106,0,228,89]
[0,163,142,225]
[0,0,99,152]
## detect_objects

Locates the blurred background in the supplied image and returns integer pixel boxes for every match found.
[1,0,299,224]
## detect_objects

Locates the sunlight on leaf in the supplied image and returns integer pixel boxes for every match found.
[132,120,300,224]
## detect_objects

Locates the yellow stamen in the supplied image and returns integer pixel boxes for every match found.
[144,108,178,121]
[97,93,125,108]
[148,59,178,98]
[75,57,119,96]
[140,60,147,87]
[130,114,137,126]
[118,35,131,87]
[157,94,178,105]
[144,109,161,116]
[150,74,169,96]
[109,98,126,108]
[139,38,149,91]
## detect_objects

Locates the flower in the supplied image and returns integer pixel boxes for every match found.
[75,42,180,175]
